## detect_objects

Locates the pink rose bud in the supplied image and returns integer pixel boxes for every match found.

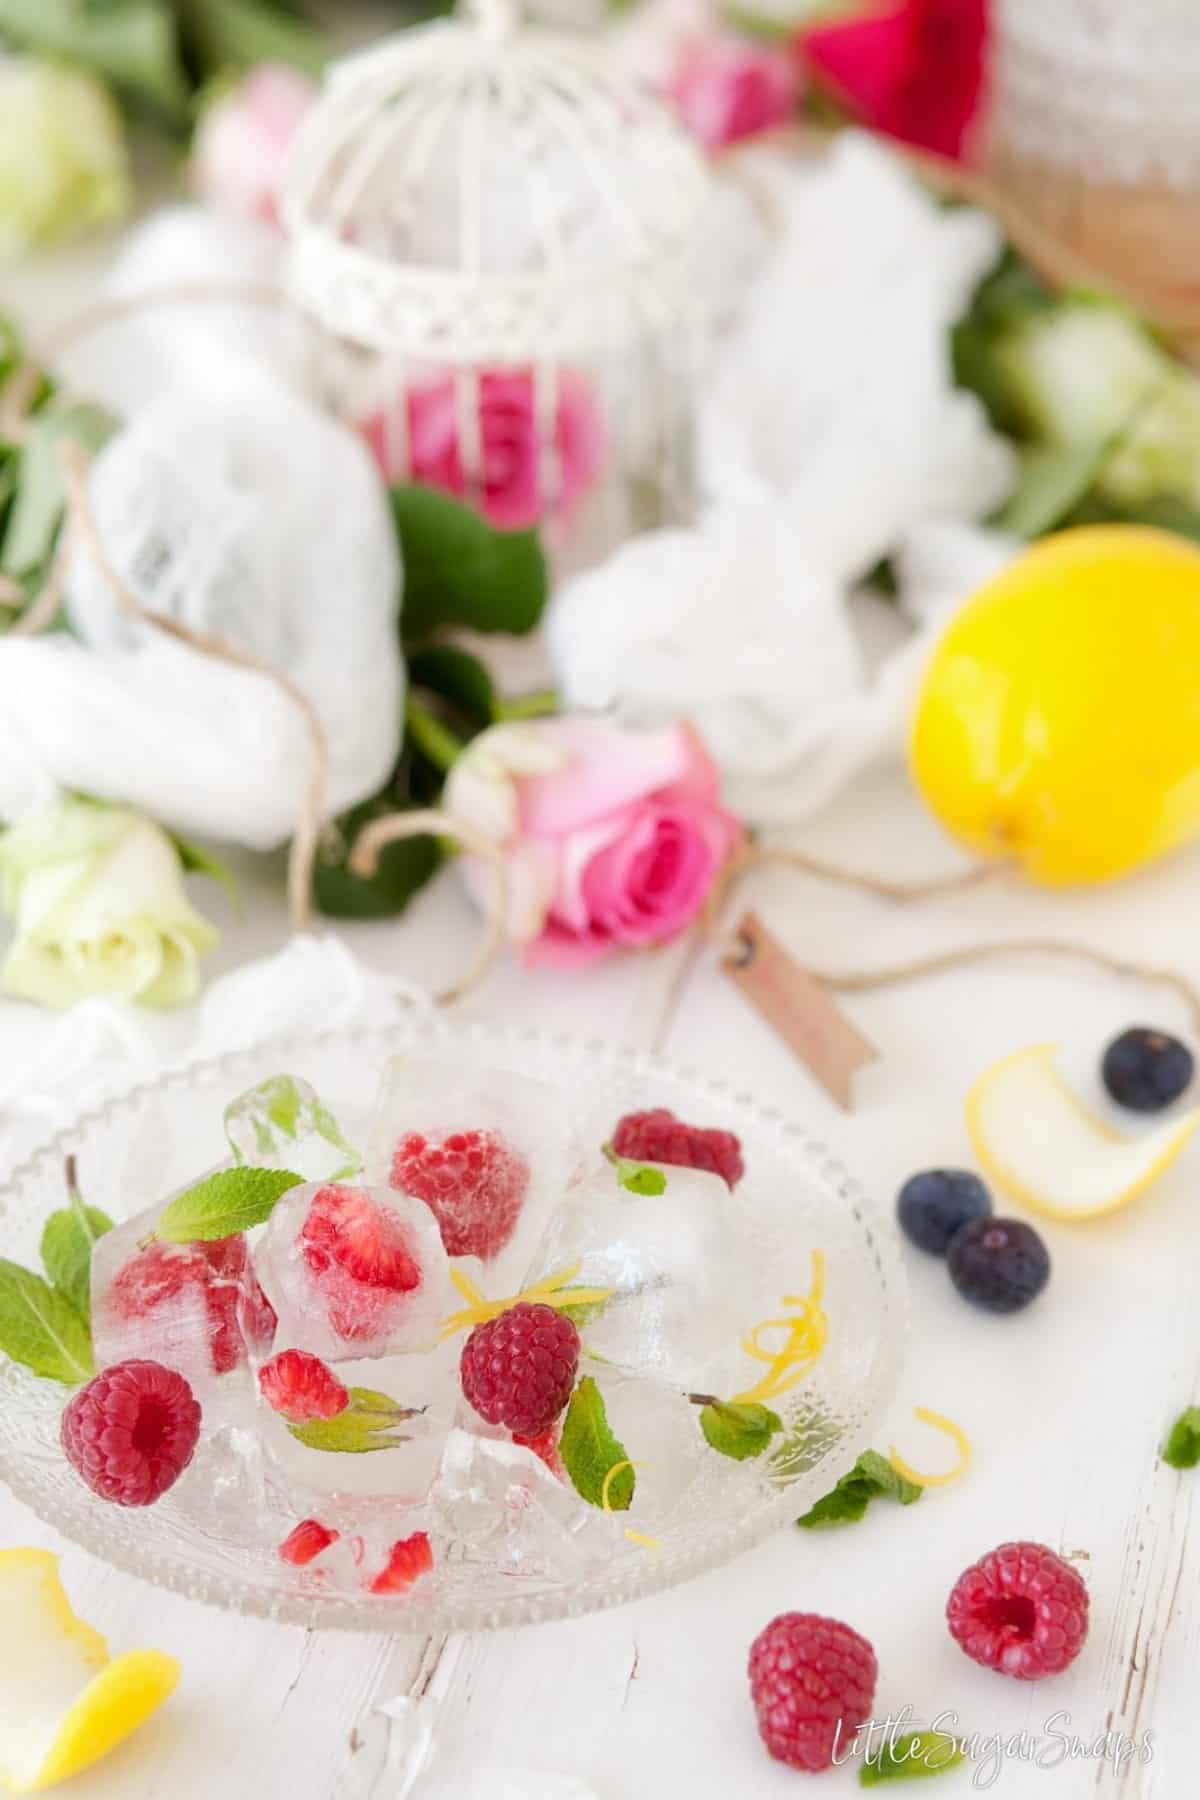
[669,36,799,151]
[360,367,607,532]
[444,718,742,969]
[191,63,317,228]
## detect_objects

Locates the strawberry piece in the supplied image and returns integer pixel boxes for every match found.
[368,1530,434,1595]
[301,1186,421,1291]
[259,1349,349,1422]
[111,1238,268,1376]
[279,1519,339,1566]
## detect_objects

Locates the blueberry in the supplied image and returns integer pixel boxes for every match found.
[1101,1027,1194,1113]
[897,1169,992,1256]
[947,1216,1050,1314]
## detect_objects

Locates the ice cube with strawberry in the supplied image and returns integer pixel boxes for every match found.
[253,1180,450,1362]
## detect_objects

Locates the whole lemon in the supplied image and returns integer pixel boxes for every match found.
[909,525,1200,883]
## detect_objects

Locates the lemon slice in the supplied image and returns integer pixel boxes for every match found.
[0,1550,178,1793]
[966,1044,1200,1223]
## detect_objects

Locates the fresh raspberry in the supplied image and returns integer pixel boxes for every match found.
[611,1109,744,1188]
[258,1349,349,1422]
[278,1519,339,1566]
[748,1613,877,1771]
[61,1359,201,1507]
[460,1302,579,1438]
[947,1542,1089,1680]
[368,1530,434,1595]
[110,1236,272,1375]
[390,1129,529,1260]
[514,1425,566,1481]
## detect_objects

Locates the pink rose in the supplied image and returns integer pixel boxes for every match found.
[444,718,742,970]
[668,35,800,150]
[190,63,316,228]
[360,367,606,531]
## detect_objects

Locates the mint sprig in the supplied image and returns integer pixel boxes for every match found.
[559,1376,635,1509]
[1163,1406,1200,1470]
[601,1143,667,1197]
[287,1389,423,1455]
[157,1166,303,1243]
[39,1155,112,1324]
[797,1451,923,1529]
[0,1258,94,1384]
[860,1731,965,1785]
[693,1395,782,1461]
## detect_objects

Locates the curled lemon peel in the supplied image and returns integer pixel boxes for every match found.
[733,1250,828,1405]
[888,1407,971,1489]
[623,1530,659,1551]
[439,1260,614,1339]
[597,1460,658,1549]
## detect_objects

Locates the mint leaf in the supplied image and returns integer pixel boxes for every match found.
[224,1075,360,1181]
[287,1388,422,1454]
[797,1451,922,1529]
[697,1398,782,1461]
[157,1166,303,1242]
[40,1161,112,1324]
[601,1143,667,1196]
[560,1376,635,1509]
[0,1259,93,1384]
[392,485,548,643]
[1163,1406,1200,1470]
[861,1731,965,1785]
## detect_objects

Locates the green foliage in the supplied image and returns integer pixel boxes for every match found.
[797,1450,923,1529]
[560,1376,635,1510]
[392,485,549,644]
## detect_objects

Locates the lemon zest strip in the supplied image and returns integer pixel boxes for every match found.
[600,1458,643,1512]
[439,1260,614,1338]
[623,1530,659,1550]
[888,1407,971,1488]
[733,1250,828,1404]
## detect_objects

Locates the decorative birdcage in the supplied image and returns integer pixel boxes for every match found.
[281,0,713,564]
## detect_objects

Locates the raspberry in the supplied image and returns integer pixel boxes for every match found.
[514,1425,566,1480]
[947,1541,1089,1680]
[258,1350,349,1422]
[111,1236,272,1375]
[611,1109,744,1188]
[460,1302,579,1438]
[390,1129,529,1260]
[61,1359,201,1507]
[279,1519,339,1566]
[748,1613,877,1771]
[300,1185,420,1338]
[368,1530,434,1595]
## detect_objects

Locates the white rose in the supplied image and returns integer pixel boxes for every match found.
[0,802,218,1010]
[0,56,131,258]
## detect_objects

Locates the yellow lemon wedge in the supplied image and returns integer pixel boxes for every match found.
[965,1044,1200,1222]
[0,1550,178,1793]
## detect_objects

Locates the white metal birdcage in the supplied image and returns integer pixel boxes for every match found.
[281,0,714,561]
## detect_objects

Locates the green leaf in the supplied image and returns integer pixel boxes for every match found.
[0,1259,93,1383]
[157,1166,303,1242]
[176,0,330,78]
[0,0,190,119]
[1,401,119,580]
[392,485,548,643]
[559,1376,635,1509]
[797,1450,923,1529]
[39,1166,112,1324]
[287,1387,422,1454]
[1163,1405,1200,1470]
[994,441,1112,538]
[408,643,495,729]
[224,1075,361,1181]
[170,832,239,907]
[697,1398,782,1462]
[313,792,443,920]
[601,1143,667,1196]
[860,1732,965,1785]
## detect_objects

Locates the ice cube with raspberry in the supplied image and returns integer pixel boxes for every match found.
[253,1180,450,1362]
[90,1187,276,1407]
[364,1056,569,1278]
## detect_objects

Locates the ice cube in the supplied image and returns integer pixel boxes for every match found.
[362,1056,572,1285]
[523,1163,756,1392]
[91,1192,276,1413]
[254,1181,451,1361]
[225,1074,360,1182]
[429,1429,622,1577]
[258,1337,460,1504]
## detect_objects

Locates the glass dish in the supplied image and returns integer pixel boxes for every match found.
[0,1018,906,1632]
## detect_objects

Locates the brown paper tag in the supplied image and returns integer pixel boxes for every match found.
[721,911,879,1110]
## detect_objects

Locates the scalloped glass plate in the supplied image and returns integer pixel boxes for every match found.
[0,1018,906,1632]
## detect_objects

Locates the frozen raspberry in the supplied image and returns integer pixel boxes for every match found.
[279,1519,339,1566]
[300,1185,420,1339]
[61,1359,201,1507]
[947,1541,1089,1680]
[514,1425,566,1481]
[368,1530,434,1595]
[390,1129,529,1260]
[258,1349,349,1422]
[748,1613,877,1771]
[460,1302,579,1438]
[111,1236,271,1375]
[611,1108,744,1188]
